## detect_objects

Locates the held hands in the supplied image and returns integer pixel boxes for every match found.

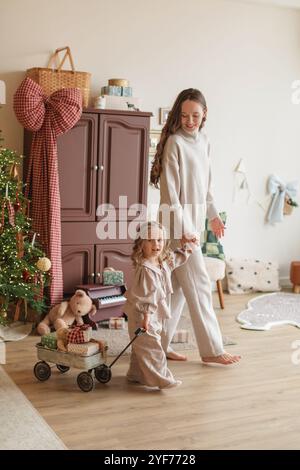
[210,216,225,239]
[180,234,200,252]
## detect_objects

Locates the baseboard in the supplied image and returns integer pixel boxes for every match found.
[280,277,292,288]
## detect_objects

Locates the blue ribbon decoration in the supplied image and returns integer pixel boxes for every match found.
[267,175,298,224]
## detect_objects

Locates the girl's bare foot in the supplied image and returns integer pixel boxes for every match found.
[201,352,241,365]
[166,350,187,361]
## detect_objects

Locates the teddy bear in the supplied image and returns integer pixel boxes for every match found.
[56,327,69,351]
[37,289,97,336]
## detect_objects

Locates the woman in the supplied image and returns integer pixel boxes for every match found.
[150,88,240,365]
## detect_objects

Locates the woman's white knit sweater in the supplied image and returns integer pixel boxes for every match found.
[159,128,219,240]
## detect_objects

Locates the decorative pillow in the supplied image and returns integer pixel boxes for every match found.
[226,258,280,294]
[201,212,226,261]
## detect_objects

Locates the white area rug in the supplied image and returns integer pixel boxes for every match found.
[0,366,66,450]
[0,322,33,342]
[93,313,236,357]
[237,292,300,330]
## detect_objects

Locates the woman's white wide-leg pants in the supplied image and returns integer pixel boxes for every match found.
[162,249,224,358]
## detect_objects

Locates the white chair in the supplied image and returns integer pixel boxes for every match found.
[204,256,225,309]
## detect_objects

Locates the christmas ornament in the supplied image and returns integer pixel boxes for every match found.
[22,269,30,282]
[10,163,20,180]
[36,257,51,272]
[1,199,15,227]
[23,199,30,216]
[16,232,24,258]
[14,191,21,213]
[34,273,44,301]
[31,232,37,247]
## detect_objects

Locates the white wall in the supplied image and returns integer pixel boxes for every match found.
[1,0,300,282]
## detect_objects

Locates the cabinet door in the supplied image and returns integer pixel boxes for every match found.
[98,114,149,222]
[95,244,134,288]
[62,245,95,295]
[58,113,98,222]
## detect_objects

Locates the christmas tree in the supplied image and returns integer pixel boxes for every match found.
[0,146,50,325]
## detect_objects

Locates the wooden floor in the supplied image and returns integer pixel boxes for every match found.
[4,291,300,450]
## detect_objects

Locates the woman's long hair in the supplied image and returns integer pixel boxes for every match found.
[150,88,207,188]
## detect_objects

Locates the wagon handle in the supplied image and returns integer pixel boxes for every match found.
[108,328,146,368]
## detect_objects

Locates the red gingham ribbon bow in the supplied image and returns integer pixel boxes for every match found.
[13,77,82,306]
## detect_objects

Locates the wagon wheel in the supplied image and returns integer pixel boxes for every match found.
[94,364,112,384]
[77,371,94,392]
[34,361,51,381]
[56,364,70,373]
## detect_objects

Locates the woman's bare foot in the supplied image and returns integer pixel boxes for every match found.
[202,352,241,365]
[166,350,187,361]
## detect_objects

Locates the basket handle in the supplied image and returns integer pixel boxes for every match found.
[47,46,75,72]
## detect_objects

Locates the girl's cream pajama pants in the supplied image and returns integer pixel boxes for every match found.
[127,311,176,388]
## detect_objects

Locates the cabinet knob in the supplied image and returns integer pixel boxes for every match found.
[92,165,98,171]
[90,272,95,278]
[97,273,101,277]
[100,165,104,171]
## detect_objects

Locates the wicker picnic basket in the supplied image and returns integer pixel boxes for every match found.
[27,47,91,107]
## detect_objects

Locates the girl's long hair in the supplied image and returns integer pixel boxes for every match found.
[150,88,207,188]
[131,221,171,268]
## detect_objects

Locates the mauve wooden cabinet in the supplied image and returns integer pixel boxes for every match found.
[24,108,151,295]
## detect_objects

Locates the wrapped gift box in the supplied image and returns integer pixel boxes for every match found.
[67,341,99,356]
[67,325,92,344]
[103,268,124,286]
[101,85,122,96]
[101,85,132,97]
[41,332,57,350]
[171,329,189,343]
[98,317,125,329]
[121,87,132,97]
[109,317,125,329]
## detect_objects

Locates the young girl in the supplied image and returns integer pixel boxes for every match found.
[151,88,241,365]
[124,221,196,389]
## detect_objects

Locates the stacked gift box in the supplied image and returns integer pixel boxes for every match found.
[95,78,141,111]
[101,78,132,97]
[41,325,107,357]
[98,317,126,329]
[41,331,57,349]
[102,267,124,285]
[101,86,132,97]
[171,329,189,343]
